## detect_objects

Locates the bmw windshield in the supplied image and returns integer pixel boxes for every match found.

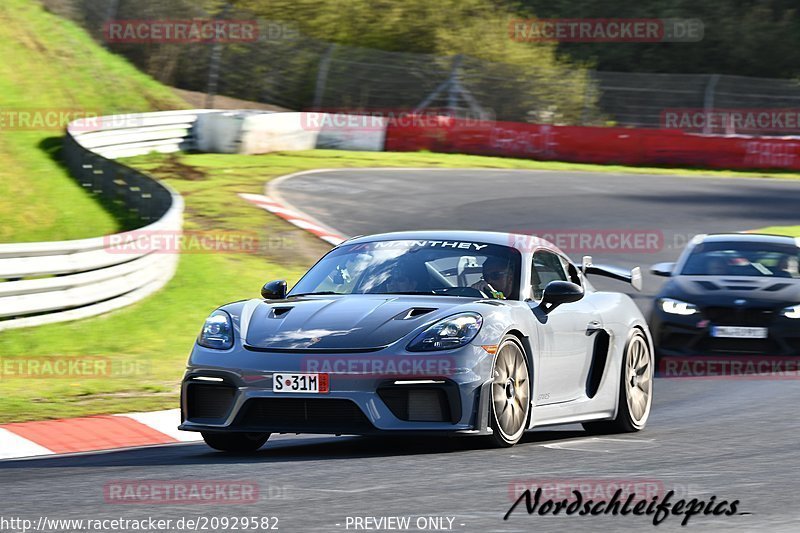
[289,240,522,299]
[681,241,800,278]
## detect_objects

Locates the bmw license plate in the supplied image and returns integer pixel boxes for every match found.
[273,373,329,393]
[711,326,768,339]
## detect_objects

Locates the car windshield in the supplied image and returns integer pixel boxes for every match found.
[289,239,522,299]
[680,241,800,278]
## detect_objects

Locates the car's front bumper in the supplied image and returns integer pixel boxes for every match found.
[650,307,800,357]
[178,343,495,435]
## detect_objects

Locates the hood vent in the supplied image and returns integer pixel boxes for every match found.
[694,281,720,291]
[478,300,506,306]
[764,283,791,292]
[268,306,293,318]
[395,308,436,320]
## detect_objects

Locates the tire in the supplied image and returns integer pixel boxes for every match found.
[583,329,653,434]
[487,336,531,447]
[201,432,271,452]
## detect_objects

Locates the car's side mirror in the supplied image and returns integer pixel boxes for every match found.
[650,262,676,277]
[261,280,287,299]
[540,280,584,313]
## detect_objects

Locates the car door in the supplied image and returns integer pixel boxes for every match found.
[530,249,597,404]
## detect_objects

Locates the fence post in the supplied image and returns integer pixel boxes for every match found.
[205,3,232,109]
[102,0,120,46]
[313,44,337,110]
[702,74,720,135]
[581,69,595,126]
[205,44,224,109]
[415,54,463,115]
[447,54,464,115]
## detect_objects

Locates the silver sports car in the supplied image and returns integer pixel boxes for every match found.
[179,231,654,450]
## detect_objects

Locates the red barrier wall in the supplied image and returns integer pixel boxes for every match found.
[384,117,800,171]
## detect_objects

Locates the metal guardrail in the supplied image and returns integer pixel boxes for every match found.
[0,110,214,331]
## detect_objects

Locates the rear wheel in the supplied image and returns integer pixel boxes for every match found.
[583,329,652,434]
[201,432,271,452]
[488,336,531,447]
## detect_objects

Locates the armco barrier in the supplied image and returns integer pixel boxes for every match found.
[193,111,386,154]
[384,116,800,171]
[7,108,792,331]
[0,110,215,331]
[0,109,386,331]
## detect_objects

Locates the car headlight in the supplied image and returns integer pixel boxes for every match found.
[407,312,483,352]
[781,305,800,319]
[659,298,698,316]
[197,310,234,349]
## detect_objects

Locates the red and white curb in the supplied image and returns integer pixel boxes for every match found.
[239,193,346,246]
[1,181,347,461]
[0,409,200,460]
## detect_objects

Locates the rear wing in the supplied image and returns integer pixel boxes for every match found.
[580,255,643,292]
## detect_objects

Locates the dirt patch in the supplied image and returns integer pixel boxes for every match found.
[172,88,291,112]
[151,154,207,181]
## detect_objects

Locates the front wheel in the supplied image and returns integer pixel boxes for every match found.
[201,432,271,452]
[487,336,531,447]
[583,329,653,434]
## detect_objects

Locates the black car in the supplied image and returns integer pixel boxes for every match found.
[650,233,800,360]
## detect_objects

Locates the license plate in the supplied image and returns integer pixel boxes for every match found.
[711,326,768,339]
[273,373,329,393]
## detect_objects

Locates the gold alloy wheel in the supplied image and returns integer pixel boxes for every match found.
[491,339,530,444]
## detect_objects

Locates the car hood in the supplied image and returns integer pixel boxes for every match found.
[241,295,481,351]
[663,276,800,308]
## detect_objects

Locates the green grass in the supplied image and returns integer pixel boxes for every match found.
[167,149,800,180]
[750,226,800,237]
[3,148,800,422]
[0,0,186,243]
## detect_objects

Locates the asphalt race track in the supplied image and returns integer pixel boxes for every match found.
[5,169,800,532]
[274,169,800,314]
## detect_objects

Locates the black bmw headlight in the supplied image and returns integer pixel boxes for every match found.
[781,304,800,319]
[657,297,699,316]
